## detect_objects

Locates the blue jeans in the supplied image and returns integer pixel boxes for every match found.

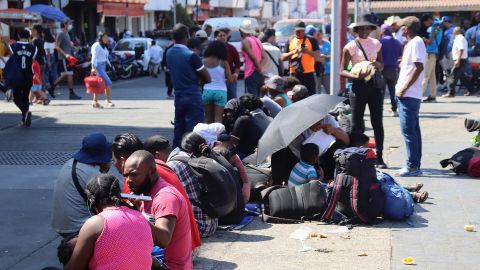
[94,62,112,87]
[226,80,237,101]
[397,97,422,169]
[244,71,263,97]
[173,93,205,148]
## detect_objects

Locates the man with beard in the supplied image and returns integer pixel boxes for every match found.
[124,150,192,270]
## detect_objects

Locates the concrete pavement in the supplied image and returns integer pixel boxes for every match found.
[1,75,479,269]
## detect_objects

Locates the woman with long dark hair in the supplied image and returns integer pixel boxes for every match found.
[202,40,235,123]
[341,16,387,168]
[90,32,114,108]
[43,29,58,98]
[64,174,153,270]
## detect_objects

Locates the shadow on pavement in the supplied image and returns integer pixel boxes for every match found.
[194,257,238,270]
[206,230,274,243]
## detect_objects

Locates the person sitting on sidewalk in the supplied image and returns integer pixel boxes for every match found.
[51,133,111,238]
[167,132,218,237]
[64,174,153,270]
[125,150,193,270]
[263,75,292,108]
[288,143,324,187]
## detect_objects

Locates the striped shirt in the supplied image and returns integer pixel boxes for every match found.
[288,161,318,187]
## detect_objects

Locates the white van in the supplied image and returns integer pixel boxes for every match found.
[203,17,259,73]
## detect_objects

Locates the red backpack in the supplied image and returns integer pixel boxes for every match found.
[467,156,480,178]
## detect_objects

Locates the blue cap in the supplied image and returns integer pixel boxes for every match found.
[73,133,112,164]
[433,19,442,26]
[305,25,317,36]
[441,16,452,23]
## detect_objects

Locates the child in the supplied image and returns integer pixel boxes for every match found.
[288,143,324,187]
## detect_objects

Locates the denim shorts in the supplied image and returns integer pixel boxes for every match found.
[202,89,227,107]
[95,62,112,87]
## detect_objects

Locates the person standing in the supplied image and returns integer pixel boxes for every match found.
[149,40,163,78]
[340,16,387,168]
[167,24,211,148]
[395,16,427,177]
[240,19,267,96]
[420,15,443,103]
[261,28,282,76]
[8,29,36,127]
[380,24,403,117]
[31,25,46,90]
[317,29,331,94]
[282,21,321,96]
[215,28,241,100]
[162,39,175,98]
[43,29,58,98]
[52,21,82,100]
[442,27,473,97]
[91,32,114,108]
[385,16,407,45]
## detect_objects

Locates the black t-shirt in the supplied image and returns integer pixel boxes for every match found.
[419,26,429,39]
[32,37,45,65]
[12,42,37,80]
[232,109,271,157]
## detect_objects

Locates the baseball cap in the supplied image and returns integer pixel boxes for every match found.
[195,30,208,39]
[305,25,317,36]
[294,21,306,30]
[265,75,284,92]
[380,24,392,35]
[441,16,452,23]
[144,135,170,154]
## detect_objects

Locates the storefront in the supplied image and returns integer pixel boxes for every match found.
[97,0,147,37]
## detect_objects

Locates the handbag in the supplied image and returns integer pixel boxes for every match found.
[355,39,384,89]
[84,75,106,95]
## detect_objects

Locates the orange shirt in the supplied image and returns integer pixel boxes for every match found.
[288,36,318,74]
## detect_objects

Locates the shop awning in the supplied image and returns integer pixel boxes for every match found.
[99,0,148,4]
[97,1,145,17]
[144,0,173,11]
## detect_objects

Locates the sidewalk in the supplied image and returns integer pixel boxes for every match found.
[1,79,479,269]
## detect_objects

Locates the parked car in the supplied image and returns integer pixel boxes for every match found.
[274,19,324,71]
[203,17,260,73]
[112,38,152,72]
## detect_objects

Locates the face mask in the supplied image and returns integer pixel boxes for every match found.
[67,25,73,31]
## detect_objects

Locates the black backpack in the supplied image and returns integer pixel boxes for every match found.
[440,147,480,175]
[322,147,384,224]
[171,154,238,218]
[244,163,271,202]
[261,181,327,223]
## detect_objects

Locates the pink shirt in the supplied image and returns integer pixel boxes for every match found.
[89,206,153,270]
[345,37,382,65]
[242,36,262,78]
[141,179,192,270]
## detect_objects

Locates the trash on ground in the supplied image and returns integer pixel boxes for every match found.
[357,252,368,256]
[464,225,475,232]
[342,234,351,239]
[298,241,314,252]
[290,226,313,241]
[314,248,332,253]
[402,257,415,265]
[326,226,349,234]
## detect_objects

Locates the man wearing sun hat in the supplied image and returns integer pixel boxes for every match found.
[240,19,267,97]
[51,132,112,238]
[385,15,407,44]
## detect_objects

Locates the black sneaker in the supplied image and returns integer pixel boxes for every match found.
[5,89,13,102]
[47,85,56,98]
[422,96,437,103]
[24,111,32,127]
[69,92,82,100]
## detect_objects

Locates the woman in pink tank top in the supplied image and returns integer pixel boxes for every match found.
[65,174,153,270]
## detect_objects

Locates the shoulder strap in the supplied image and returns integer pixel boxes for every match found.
[169,155,190,164]
[264,49,280,69]
[322,173,347,220]
[355,39,369,61]
[71,160,88,203]
[155,160,176,173]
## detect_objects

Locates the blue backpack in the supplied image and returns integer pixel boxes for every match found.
[3,44,24,88]
[376,172,414,220]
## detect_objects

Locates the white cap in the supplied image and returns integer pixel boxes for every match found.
[195,30,208,38]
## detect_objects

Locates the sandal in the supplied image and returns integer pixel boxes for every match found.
[412,191,428,203]
[405,183,423,192]
[92,102,103,109]
[104,101,115,108]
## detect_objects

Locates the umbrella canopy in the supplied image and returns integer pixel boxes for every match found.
[25,4,69,22]
[257,94,345,163]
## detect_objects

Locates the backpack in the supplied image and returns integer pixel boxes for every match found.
[322,147,384,224]
[467,156,480,178]
[3,44,23,88]
[376,172,414,220]
[261,181,327,223]
[170,154,238,218]
[440,147,480,175]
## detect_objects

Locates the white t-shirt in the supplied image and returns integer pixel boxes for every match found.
[452,34,468,61]
[44,41,56,55]
[395,36,427,99]
[394,28,407,44]
[149,45,163,64]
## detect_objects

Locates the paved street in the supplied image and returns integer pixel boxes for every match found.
[0,75,479,270]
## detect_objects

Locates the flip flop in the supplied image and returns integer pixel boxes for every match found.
[405,183,423,192]
[412,191,428,203]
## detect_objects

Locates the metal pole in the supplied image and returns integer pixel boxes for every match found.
[354,0,358,23]
[330,0,340,95]
[173,0,177,26]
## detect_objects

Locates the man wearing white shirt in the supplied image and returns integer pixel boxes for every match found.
[443,27,473,97]
[395,17,427,177]
[149,40,163,78]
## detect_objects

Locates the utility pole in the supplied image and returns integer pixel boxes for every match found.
[330,0,340,95]
[173,0,177,26]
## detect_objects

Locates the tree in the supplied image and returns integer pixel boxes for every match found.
[165,3,194,28]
